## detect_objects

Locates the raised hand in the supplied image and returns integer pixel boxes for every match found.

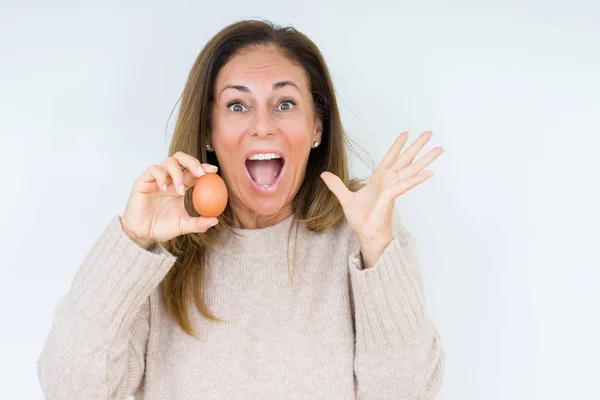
[120,151,221,249]
[320,130,444,260]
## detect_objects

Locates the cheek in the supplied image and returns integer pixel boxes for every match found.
[210,118,246,184]
[214,130,240,150]
[279,121,313,176]
[211,115,245,150]
[279,118,313,146]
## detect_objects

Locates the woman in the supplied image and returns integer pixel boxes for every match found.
[37,19,445,399]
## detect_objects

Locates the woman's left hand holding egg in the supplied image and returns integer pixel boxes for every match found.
[320,130,444,268]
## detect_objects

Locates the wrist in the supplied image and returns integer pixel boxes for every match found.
[358,232,393,252]
[119,216,155,250]
[358,235,393,269]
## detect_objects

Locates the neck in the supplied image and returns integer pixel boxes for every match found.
[229,203,294,230]
[212,210,301,258]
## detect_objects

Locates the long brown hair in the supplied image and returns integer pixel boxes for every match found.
[162,19,371,338]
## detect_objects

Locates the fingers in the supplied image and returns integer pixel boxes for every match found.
[399,146,444,180]
[160,153,219,196]
[137,164,169,193]
[320,171,352,206]
[200,163,219,172]
[179,216,220,235]
[393,130,434,171]
[381,131,408,169]
[136,151,219,195]
[179,163,221,189]
[390,170,434,198]
[165,157,187,195]
[172,152,219,176]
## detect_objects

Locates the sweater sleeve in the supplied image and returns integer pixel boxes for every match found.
[348,211,445,400]
[37,215,177,399]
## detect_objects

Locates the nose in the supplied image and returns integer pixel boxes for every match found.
[251,105,276,139]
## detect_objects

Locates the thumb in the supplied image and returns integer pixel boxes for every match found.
[180,216,219,235]
[320,171,351,205]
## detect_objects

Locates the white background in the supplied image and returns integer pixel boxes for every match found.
[1,1,599,399]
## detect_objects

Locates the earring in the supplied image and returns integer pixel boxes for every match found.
[206,143,213,151]
[312,141,320,149]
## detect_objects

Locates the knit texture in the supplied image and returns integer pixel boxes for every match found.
[37,211,444,399]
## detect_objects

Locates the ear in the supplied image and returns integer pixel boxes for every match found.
[313,117,323,144]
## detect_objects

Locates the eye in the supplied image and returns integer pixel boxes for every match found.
[226,101,247,112]
[277,99,296,111]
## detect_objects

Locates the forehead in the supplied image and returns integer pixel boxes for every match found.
[215,46,309,91]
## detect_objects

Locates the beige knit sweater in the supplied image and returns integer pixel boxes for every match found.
[37,210,444,399]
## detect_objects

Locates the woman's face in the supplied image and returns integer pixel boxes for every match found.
[210,46,322,228]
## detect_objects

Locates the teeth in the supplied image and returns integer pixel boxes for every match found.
[247,153,282,161]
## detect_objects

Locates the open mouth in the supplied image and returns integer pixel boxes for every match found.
[245,156,285,189]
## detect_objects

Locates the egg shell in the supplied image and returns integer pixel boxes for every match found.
[192,173,228,218]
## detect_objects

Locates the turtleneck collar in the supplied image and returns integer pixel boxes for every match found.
[211,212,306,258]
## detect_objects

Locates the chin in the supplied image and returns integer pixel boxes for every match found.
[245,196,290,216]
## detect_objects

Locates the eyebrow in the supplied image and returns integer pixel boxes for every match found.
[218,80,301,98]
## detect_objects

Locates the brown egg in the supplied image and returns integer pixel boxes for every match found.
[192,173,228,218]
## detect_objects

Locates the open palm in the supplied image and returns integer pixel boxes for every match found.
[320,130,444,243]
